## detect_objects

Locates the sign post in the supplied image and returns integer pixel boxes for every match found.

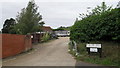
[86,44,102,58]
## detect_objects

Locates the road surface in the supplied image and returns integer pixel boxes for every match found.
[2,37,98,66]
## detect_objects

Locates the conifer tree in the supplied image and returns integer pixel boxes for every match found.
[16,0,43,34]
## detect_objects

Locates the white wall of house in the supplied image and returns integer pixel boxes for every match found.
[54,31,70,36]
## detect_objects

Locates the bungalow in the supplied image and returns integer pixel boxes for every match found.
[41,26,53,34]
[54,30,70,37]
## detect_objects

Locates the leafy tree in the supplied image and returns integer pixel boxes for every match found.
[70,2,120,42]
[2,18,16,34]
[78,2,112,20]
[117,1,120,8]
[92,2,112,15]
[39,21,45,26]
[0,31,2,34]
[53,26,71,31]
[16,0,43,35]
[39,21,45,32]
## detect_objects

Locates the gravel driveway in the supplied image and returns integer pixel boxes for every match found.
[3,37,76,66]
[3,37,103,67]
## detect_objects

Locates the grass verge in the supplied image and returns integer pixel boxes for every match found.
[69,41,119,67]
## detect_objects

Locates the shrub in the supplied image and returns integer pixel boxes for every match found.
[70,8,120,42]
[41,32,50,42]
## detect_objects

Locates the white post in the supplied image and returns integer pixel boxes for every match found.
[73,41,79,56]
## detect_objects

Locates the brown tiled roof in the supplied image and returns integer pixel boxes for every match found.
[41,26,52,32]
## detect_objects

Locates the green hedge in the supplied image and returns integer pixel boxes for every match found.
[70,8,120,42]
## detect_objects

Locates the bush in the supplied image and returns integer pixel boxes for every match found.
[41,32,51,42]
[70,8,120,42]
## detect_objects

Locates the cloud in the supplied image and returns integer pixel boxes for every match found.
[0,1,119,30]
[0,3,2,30]
[0,0,119,2]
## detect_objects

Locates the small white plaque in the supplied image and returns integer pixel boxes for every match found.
[86,44,101,48]
[90,48,98,52]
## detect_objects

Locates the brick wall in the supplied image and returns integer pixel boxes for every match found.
[2,34,32,58]
[0,34,2,59]
[24,35,32,51]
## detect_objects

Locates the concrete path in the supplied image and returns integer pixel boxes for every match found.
[2,37,99,66]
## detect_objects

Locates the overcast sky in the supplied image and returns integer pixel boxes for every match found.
[0,0,119,30]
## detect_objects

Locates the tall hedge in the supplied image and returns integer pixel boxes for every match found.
[70,8,120,42]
